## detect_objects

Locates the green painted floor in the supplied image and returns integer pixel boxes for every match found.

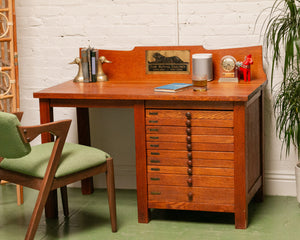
[0,185,299,240]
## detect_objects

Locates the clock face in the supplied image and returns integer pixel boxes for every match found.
[221,56,236,72]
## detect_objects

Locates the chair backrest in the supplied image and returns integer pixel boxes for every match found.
[0,111,31,158]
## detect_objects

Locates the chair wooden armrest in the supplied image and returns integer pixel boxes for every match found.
[12,112,24,121]
[18,120,72,144]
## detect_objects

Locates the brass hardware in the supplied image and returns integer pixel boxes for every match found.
[186,120,191,127]
[96,56,112,82]
[188,191,193,201]
[186,136,191,143]
[150,152,160,155]
[23,129,27,134]
[149,112,158,115]
[187,144,192,151]
[70,57,84,82]
[186,112,191,119]
[150,144,159,148]
[186,128,191,135]
[187,160,192,167]
[26,137,30,142]
[149,128,158,132]
[149,120,158,123]
[150,177,160,181]
[187,152,192,160]
[187,178,192,186]
[151,168,160,171]
[150,160,160,163]
[150,136,159,139]
[187,168,192,175]
[150,192,161,195]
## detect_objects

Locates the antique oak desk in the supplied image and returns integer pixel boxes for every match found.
[33,45,267,229]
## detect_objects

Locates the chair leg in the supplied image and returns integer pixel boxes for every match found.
[1,181,23,205]
[25,185,53,240]
[17,185,24,205]
[106,158,117,232]
[60,186,69,217]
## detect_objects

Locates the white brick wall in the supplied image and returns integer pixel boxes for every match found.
[14,0,297,195]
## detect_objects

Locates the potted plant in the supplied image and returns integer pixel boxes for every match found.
[262,0,299,200]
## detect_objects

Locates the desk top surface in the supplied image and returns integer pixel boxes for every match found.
[33,78,267,102]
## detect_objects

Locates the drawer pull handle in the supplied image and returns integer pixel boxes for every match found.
[186,112,191,119]
[151,168,160,171]
[149,128,158,132]
[150,152,160,155]
[187,168,192,175]
[187,144,192,151]
[150,144,159,148]
[150,136,159,139]
[186,136,191,143]
[149,120,158,123]
[187,160,192,167]
[187,152,192,160]
[149,112,158,115]
[150,160,160,163]
[186,128,191,135]
[150,192,161,195]
[150,177,160,181]
[186,120,191,127]
[187,178,193,186]
[188,191,193,201]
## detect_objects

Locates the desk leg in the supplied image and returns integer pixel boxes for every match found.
[39,99,58,218]
[76,107,94,194]
[255,90,265,202]
[234,102,248,229]
[134,101,150,223]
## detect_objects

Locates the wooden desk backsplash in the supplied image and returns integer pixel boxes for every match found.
[83,45,266,83]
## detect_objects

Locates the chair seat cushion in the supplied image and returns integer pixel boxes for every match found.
[0,142,110,178]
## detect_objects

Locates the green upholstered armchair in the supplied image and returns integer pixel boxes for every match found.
[0,111,117,240]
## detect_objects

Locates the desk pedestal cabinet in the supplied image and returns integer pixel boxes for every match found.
[146,109,234,209]
[137,97,264,229]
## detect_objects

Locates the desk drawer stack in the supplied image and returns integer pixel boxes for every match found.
[146,109,235,212]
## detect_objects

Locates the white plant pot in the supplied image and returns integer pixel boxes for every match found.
[295,163,300,203]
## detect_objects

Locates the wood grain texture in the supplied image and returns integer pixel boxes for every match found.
[34,46,266,103]
[147,150,234,160]
[148,185,234,205]
[148,173,234,188]
[233,102,248,229]
[134,101,149,223]
[146,126,234,135]
[147,158,234,168]
[76,107,94,195]
[147,166,234,176]
[33,80,266,102]
[33,45,267,229]
[97,45,265,83]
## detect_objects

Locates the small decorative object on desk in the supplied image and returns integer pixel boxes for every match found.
[97,56,112,82]
[218,55,238,83]
[236,54,253,81]
[154,83,192,92]
[69,57,84,82]
[192,53,212,92]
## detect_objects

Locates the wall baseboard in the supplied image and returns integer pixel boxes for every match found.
[264,170,296,196]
